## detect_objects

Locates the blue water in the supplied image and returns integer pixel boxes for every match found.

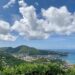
[63,53,75,64]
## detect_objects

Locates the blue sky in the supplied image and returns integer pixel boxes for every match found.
[0,0,75,50]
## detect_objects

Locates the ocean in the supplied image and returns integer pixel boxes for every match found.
[53,49,75,64]
[63,53,75,64]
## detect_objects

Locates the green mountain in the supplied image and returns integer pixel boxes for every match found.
[0,45,68,71]
[0,45,68,56]
[0,51,24,67]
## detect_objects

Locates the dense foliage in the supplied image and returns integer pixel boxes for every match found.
[0,60,75,75]
[0,52,25,67]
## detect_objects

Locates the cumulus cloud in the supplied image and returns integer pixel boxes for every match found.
[12,0,50,39]
[1,0,75,41]
[0,34,17,41]
[0,20,10,34]
[0,20,17,41]
[42,6,74,35]
[12,0,75,40]
[3,0,16,8]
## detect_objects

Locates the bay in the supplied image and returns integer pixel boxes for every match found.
[63,53,75,64]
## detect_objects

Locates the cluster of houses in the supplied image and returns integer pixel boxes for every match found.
[13,53,61,61]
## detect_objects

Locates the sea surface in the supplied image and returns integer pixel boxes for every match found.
[62,50,75,64]
[62,53,75,64]
[53,50,75,64]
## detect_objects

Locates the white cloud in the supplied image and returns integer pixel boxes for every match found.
[0,20,17,41]
[42,6,74,35]
[19,0,27,7]
[1,0,72,40]
[0,20,10,34]
[12,0,50,39]
[41,7,75,36]
[1,0,75,41]
[0,34,17,41]
[12,0,75,40]
[3,0,16,8]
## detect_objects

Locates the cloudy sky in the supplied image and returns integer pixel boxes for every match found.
[0,0,75,50]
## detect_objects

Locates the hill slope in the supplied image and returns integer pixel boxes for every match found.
[0,45,68,56]
[0,51,24,67]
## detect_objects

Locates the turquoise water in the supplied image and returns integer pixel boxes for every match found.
[63,53,75,64]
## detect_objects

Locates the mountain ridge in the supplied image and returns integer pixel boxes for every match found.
[0,45,68,56]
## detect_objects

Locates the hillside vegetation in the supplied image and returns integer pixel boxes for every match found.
[0,45,71,75]
[0,45,68,56]
[0,61,75,75]
[0,51,25,67]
